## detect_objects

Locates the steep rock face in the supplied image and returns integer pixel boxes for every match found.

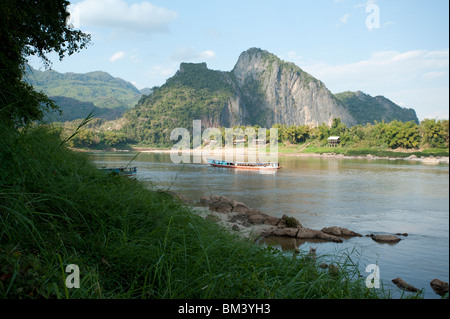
[232,48,357,127]
[125,48,419,144]
[218,95,247,127]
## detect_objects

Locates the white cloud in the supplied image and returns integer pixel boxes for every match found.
[68,0,177,33]
[130,80,139,89]
[170,47,216,62]
[289,49,449,120]
[424,110,449,120]
[300,49,449,91]
[423,71,447,80]
[147,64,178,79]
[340,13,350,24]
[109,51,126,62]
[199,50,216,59]
[394,88,449,120]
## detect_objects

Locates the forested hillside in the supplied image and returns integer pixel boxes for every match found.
[334,91,419,125]
[25,65,143,109]
[43,96,126,122]
[121,48,420,145]
[123,62,237,145]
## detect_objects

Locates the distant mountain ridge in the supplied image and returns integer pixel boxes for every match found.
[42,96,127,123]
[25,48,419,134]
[124,48,418,143]
[334,91,419,124]
[25,65,147,110]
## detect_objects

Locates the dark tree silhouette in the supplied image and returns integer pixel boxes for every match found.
[0,0,91,126]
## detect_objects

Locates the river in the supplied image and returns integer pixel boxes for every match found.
[90,151,449,299]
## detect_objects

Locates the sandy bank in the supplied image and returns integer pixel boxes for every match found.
[71,145,448,165]
[130,146,449,165]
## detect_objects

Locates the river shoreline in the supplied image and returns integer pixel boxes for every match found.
[176,192,449,299]
[88,149,449,298]
[78,146,449,165]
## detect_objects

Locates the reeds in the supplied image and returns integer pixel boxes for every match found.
[0,123,391,299]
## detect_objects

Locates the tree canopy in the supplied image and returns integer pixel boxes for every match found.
[0,0,91,126]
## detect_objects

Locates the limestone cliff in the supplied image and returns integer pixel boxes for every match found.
[232,48,357,127]
[125,48,418,144]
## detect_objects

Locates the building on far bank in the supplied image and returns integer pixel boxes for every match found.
[327,136,340,147]
[251,138,266,146]
[234,138,246,145]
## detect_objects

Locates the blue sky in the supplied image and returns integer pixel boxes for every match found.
[28,0,449,120]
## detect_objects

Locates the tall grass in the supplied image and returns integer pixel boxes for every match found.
[0,123,390,299]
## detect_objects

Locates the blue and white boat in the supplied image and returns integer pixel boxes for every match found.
[206,158,280,170]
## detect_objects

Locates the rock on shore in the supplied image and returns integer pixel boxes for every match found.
[196,195,353,243]
[174,194,406,247]
[392,277,420,293]
[369,234,402,244]
[321,226,363,238]
[430,279,449,297]
[189,193,447,297]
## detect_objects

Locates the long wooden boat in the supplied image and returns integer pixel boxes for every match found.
[99,166,137,177]
[206,158,281,170]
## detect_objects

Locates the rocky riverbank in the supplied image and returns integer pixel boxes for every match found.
[179,193,447,298]
[191,194,403,244]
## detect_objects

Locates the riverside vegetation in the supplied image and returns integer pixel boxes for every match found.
[0,123,395,299]
[0,0,392,296]
[61,116,449,159]
[29,47,427,152]
[0,0,444,300]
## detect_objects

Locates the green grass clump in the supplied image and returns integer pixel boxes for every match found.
[283,216,299,228]
[0,123,389,299]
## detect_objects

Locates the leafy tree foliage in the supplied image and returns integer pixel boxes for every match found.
[102,131,129,147]
[378,120,420,149]
[268,118,446,150]
[42,96,126,122]
[272,124,312,144]
[420,119,449,148]
[0,0,91,126]
[63,126,130,149]
[69,129,97,148]
[68,115,449,151]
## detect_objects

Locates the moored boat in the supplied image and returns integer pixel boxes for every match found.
[206,158,281,170]
[99,166,137,177]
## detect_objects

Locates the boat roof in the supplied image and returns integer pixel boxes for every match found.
[208,159,277,164]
